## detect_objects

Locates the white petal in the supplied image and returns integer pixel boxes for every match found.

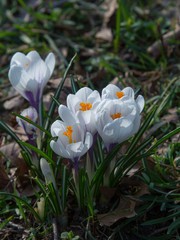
[76,87,93,102]
[45,53,55,76]
[123,87,134,99]
[103,119,122,143]
[10,52,29,67]
[50,140,69,158]
[131,115,141,135]
[26,58,48,84]
[102,84,121,100]
[87,90,101,105]
[83,132,93,151]
[51,120,65,137]
[67,94,81,113]
[27,51,41,62]
[58,105,78,125]
[71,123,84,142]
[136,95,145,113]
[117,118,134,142]
[66,141,84,160]
[8,65,30,99]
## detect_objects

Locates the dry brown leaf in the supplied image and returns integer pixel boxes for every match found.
[0,142,28,186]
[126,161,142,177]
[0,157,13,191]
[162,108,179,124]
[147,25,180,59]
[96,28,113,42]
[0,142,20,165]
[98,196,136,226]
[101,0,118,26]
[3,95,25,110]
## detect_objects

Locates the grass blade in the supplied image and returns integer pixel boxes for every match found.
[18,141,55,166]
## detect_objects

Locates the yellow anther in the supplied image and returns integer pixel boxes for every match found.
[110,113,121,120]
[63,126,75,144]
[116,91,124,99]
[79,102,92,111]
[25,115,32,120]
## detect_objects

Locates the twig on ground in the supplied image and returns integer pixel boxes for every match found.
[52,218,58,240]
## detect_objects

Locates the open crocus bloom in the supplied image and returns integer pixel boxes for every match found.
[8,50,55,112]
[102,84,142,103]
[16,106,38,137]
[50,105,93,173]
[67,87,101,136]
[95,97,144,152]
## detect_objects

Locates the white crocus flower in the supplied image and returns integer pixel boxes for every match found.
[8,50,55,112]
[66,87,101,136]
[102,84,144,111]
[50,105,93,176]
[16,106,38,137]
[95,97,144,152]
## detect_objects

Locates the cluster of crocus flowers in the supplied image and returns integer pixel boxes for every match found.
[50,85,144,177]
[8,50,145,182]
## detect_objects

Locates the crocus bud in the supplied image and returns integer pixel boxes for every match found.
[40,158,56,188]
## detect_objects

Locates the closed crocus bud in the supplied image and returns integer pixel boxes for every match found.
[95,98,144,152]
[50,105,93,179]
[66,87,101,136]
[8,50,55,112]
[37,198,45,220]
[40,158,56,188]
[16,106,38,137]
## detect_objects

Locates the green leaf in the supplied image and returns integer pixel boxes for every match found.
[126,106,157,154]
[142,210,180,226]
[70,75,78,93]
[61,165,69,210]
[101,60,126,87]
[51,95,61,106]
[18,141,55,166]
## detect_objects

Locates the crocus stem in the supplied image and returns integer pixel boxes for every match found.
[28,136,38,168]
[72,158,82,208]
[86,153,94,183]
[88,133,98,168]
[73,157,79,183]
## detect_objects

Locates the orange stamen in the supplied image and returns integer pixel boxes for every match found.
[116,91,124,99]
[63,126,75,144]
[79,102,92,111]
[111,113,121,120]
[26,62,30,67]
[25,115,32,120]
